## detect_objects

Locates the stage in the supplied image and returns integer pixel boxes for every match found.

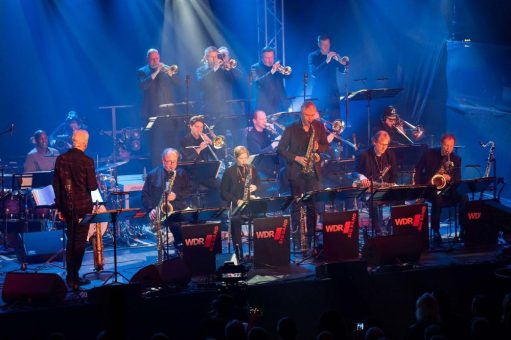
[1,221,510,339]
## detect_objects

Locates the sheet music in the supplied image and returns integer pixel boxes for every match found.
[91,189,104,203]
[31,185,55,206]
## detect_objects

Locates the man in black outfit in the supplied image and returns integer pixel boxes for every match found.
[138,48,180,166]
[53,130,98,289]
[354,130,397,234]
[278,101,330,251]
[414,133,464,242]
[246,110,279,155]
[373,106,415,146]
[196,46,238,118]
[251,47,290,115]
[142,148,192,248]
[308,34,346,121]
[220,146,260,259]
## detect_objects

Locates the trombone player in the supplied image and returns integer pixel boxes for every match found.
[180,115,221,162]
[373,106,424,146]
[414,133,465,243]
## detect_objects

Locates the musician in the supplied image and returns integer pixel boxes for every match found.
[24,130,60,173]
[373,106,414,145]
[196,46,237,117]
[308,34,344,121]
[142,148,192,247]
[414,133,463,242]
[246,110,279,154]
[278,101,330,250]
[354,130,397,234]
[251,47,290,115]
[52,130,98,289]
[49,111,87,153]
[180,115,218,162]
[220,146,260,259]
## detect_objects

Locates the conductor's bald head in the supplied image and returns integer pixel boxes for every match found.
[72,130,89,151]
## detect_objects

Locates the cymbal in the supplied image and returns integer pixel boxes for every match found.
[96,160,128,172]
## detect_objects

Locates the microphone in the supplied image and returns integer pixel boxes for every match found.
[10,123,14,136]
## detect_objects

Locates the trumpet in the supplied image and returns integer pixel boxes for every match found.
[277,64,292,76]
[332,55,350,65]
[161,63,178,74]
[222,59,237,70]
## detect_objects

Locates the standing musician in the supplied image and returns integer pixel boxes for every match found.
[353,130,397,234]
[52,130,98,289]
[246,110,279,155]
[414,133,464,243]
[373,106,415,145]
[24,130,60,173]
[180,115,219,162]
[196,46,238,118]
[142,148,192,248]
[308,34,346,121]
[251,47,290,115]
[277,101,330,251]
[220,146,260,259]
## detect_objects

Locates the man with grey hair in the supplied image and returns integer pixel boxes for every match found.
[53,129,98,290]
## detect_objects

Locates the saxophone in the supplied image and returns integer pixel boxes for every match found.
[92,200,104,272]
[431,154,453,190]
[153,171,177,263]
[242,165,252,202]
[302,124,320,175]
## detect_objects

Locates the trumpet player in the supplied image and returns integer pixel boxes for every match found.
[246,110,279,154]
[142,148,192,247]
[220,146,260,259]
[414,133,465,243]
[308,34,347,121]
[196,46,237,118]
[278,101,330,251]
[251,47,290,115]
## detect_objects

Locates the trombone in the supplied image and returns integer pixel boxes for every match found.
[203,123,225,149]
[319,118,358,150]
[395,117,424,142]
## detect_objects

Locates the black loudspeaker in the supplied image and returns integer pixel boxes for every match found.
[483,199,511,234]
[17,230,65,263]
[130,257,191,287]
[2,272,67,304]
[253,216,290,267]
[362,233,422,267]
[181,222,222,276]
[390,203,429,251]
[464,200,499,246]
[322,211,359,262]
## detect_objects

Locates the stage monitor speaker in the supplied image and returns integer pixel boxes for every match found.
[390,203,429,250]
[322,211,359,262]
[130,257,191,288]
[362,233,422,267]
[253,216,290,267]
[464,200,499,247]
[181,221,221,276]
[2,271,67,304]
[17,230,65,264]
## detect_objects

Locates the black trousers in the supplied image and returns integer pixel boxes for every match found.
[64,214,89,282]
[430,193,468,232]
[230,215,243,258]
[289,173,321,248]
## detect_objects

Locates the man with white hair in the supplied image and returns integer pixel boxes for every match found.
[53,129,98,290]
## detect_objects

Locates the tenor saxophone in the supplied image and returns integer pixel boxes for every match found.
[92,201,104,272]
[154,171,177,263]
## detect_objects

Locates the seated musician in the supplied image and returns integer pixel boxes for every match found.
[414,133,465,243]
[373,106,414,146]
[353,130,397,234]
[246,110,279,155]
[24,130,59,173]
[142,148,192,249]
[220,146,260,260]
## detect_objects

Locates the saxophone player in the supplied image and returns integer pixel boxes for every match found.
[277,101,330,251]
[414,133,465,243]
[142,148,192,248]
[220,146,260,259]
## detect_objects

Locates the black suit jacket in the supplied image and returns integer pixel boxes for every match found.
[355,147,398,183]
[142,166,192,212]
[220,164,261,205]
[138,65,180,117]
[52,148,98,218]
[250,62,289,114]
[414,147,461,185]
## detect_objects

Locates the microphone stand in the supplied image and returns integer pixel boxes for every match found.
[185,75,191,117]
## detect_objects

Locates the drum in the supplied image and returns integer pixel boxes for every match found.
[1,193,23,219]
[86,204,108,241]
[96,173,116,193]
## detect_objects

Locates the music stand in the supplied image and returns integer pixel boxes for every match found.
[179,161,221,208]
[347,88,403,145]
[448,177,496,200]
[232,195,294,258]
[80,208,139,284]
[250,153,280,180]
